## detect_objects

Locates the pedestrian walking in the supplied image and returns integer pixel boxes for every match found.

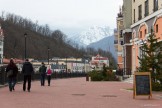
[22,59,34,92]
[6,59,18,92]
[39,62,47,86]
[46,65,52,86]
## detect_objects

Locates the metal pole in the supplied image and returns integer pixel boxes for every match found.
[48,48,50,65]
[76,58,77,72]
[66,57,67,72]
[84,59,86,73]
[24,33,27,59]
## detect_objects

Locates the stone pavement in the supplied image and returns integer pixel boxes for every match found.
[0,78,162,108]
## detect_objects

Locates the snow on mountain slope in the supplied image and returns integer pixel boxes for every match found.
[68,26,116,59]
[71,26,113,46]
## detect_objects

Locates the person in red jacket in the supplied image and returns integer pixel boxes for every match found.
[46,65,52,86]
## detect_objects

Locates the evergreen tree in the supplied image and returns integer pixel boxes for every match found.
[138,30,162,84]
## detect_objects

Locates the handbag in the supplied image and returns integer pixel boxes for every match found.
[7,70,13,77]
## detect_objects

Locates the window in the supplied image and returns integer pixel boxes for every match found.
[145,0,149,16]
[140,31,142,38]
[120,30,123,37]
[134,9,135,23]
[154,0,158,12]
[139,46,145,59]
[145,29,147,35]
[120,41,123,45]
[156,24,158,33]
[138,5,142,20]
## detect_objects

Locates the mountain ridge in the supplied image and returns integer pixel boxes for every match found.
[87,36,117,59]
[70,26,113,46]
[69,26,116,59]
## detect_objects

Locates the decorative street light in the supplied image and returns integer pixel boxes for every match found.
[48,47,50,65]
[24,33,27,59]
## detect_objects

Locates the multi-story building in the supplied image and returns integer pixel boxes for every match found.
[90,54,109,70]
[118,0,162,74]
[114,8,124,69]
[0,25,4,64]
[130,0,162,73]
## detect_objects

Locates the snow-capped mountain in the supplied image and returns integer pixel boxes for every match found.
[71,26,113,46]
[68,26,116,59]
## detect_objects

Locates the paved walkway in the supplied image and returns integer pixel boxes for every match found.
[0,78,162,108]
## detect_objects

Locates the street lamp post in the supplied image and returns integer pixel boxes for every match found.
[24,33,27,59]
[48,47,50,65]
[66,57,67,72]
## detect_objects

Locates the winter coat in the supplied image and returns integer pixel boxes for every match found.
[46,69,52,76]
[39,65,47,75]
[22,61,34,75]
[6,64,18,78]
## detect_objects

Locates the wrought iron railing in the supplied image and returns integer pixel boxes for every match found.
[0,66,86,85]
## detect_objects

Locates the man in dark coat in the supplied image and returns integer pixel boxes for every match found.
[22,59,34,92]
[39,62,47,86]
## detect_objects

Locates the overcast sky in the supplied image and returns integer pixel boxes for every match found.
[0,0,123,37]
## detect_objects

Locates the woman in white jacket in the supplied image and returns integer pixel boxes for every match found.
[46,65,52,86]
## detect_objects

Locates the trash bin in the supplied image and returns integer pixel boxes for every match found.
[86,74,89,81]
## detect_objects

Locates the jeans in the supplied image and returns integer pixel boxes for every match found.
[40,74,46,86]
[8,77,17,91]
[23,75,31,91]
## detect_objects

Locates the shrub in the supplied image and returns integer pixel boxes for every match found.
[89,70,103,81]
[152,82,162,91]
[88,68,119,81]
[103,71,119,81]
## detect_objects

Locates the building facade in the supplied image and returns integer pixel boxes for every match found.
[122,0,132,75]
[131,0,162,73]
[90,54,109,70]
[114,8,124,69]
[118,0,162,74]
